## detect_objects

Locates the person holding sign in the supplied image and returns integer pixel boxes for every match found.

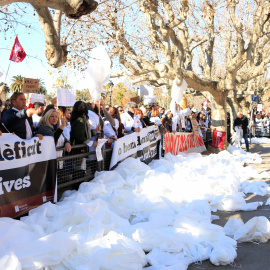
[2,92,43,140]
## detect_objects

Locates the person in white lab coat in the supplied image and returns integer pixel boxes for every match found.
[120,102,141,135]
[172,104,193,132]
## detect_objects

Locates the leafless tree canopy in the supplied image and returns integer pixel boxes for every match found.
[64,0,270,132]
[0,0,98,67]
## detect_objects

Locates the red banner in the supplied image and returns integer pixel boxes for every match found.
[212,130,226,149]
[164,132,206,155]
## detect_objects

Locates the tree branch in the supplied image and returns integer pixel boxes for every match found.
[0,0,98,19]
[32,4,67,68]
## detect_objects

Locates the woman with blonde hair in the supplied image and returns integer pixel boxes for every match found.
[37,109,71,152]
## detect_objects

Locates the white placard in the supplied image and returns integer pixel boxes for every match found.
[57,88,76,107]
[96,139,108,161]
[139,85,154,96]
[30,93,45,104]
[144,95,156,105]
[257,104,263,112]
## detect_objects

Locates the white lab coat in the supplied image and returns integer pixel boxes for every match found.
[150,117,162,126]
[32,114,41,129]
[88,110,99,130]
[63,122,71,141]
[120,112,141,134]
[103,118,119,138]
[172,108,191,131]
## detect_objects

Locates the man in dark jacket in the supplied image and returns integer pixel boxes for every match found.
[2,92,43,140]
[241,114,250,152]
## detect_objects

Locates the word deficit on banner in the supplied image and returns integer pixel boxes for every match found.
[164,132,206,155]
[110,126,160,169]
[0,134,57,218]
[212,130,226,149]
[57,88,76,107]
[23,78,39,94]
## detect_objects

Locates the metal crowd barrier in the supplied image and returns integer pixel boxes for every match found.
[56,129,213,190]
[250,126,270,138]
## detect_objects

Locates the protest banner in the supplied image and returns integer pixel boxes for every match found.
[164,132,206,155]
[23,78,39,94]
[110,126,160,169]
[57,88,76,107]
[191,118,200,136]
[212,130,226,149]
[0,134,57,218]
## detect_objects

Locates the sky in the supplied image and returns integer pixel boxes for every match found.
[0,5,121,94]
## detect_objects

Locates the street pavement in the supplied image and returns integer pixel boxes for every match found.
[189,143,270,270]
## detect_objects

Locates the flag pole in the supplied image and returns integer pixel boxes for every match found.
[4,60,11,84]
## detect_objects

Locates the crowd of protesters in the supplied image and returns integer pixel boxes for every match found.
[231,108,270,151]
[0,92,214,141]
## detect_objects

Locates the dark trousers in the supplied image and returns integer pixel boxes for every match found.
[243,133,249,151]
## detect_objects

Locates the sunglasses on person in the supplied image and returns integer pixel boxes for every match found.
[119,110,124,112]
[131,106,136,109]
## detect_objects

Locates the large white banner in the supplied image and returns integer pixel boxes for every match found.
[110,126,160,169]
[0,134,56,170]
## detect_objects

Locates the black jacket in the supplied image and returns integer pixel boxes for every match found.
[37,124,68,146]
[143,116,154,127]
[241,116,249,134]
[233,117,242,131]
[2,108,34,139]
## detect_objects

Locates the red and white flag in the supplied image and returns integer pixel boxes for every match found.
[9,36,26,62]
[202,98,208,110]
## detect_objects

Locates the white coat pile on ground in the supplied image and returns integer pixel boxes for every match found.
[0,148,269,270]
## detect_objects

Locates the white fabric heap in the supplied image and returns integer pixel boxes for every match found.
[0,148,269,269]
[250,137,270,144]
[227,144,262,164]
[225,216,270,243]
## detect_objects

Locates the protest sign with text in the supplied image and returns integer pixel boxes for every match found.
[0,134,57,218]
[23,78,39,94]
[164,132,206,155]
[110,126,160,169]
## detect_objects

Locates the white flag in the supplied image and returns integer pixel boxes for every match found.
[86,46,111,101]
[170,78,188,114]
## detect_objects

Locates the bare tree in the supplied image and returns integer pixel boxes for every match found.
[64,0,270,147]
[0,0,98,67]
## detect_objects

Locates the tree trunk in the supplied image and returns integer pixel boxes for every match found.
[204,91,229,152]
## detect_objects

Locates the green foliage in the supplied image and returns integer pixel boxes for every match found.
[76,89,91,102]
[10,75,24,92]
[103,82,137,106]
[0,82,10,93]
[38,79,47,95]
